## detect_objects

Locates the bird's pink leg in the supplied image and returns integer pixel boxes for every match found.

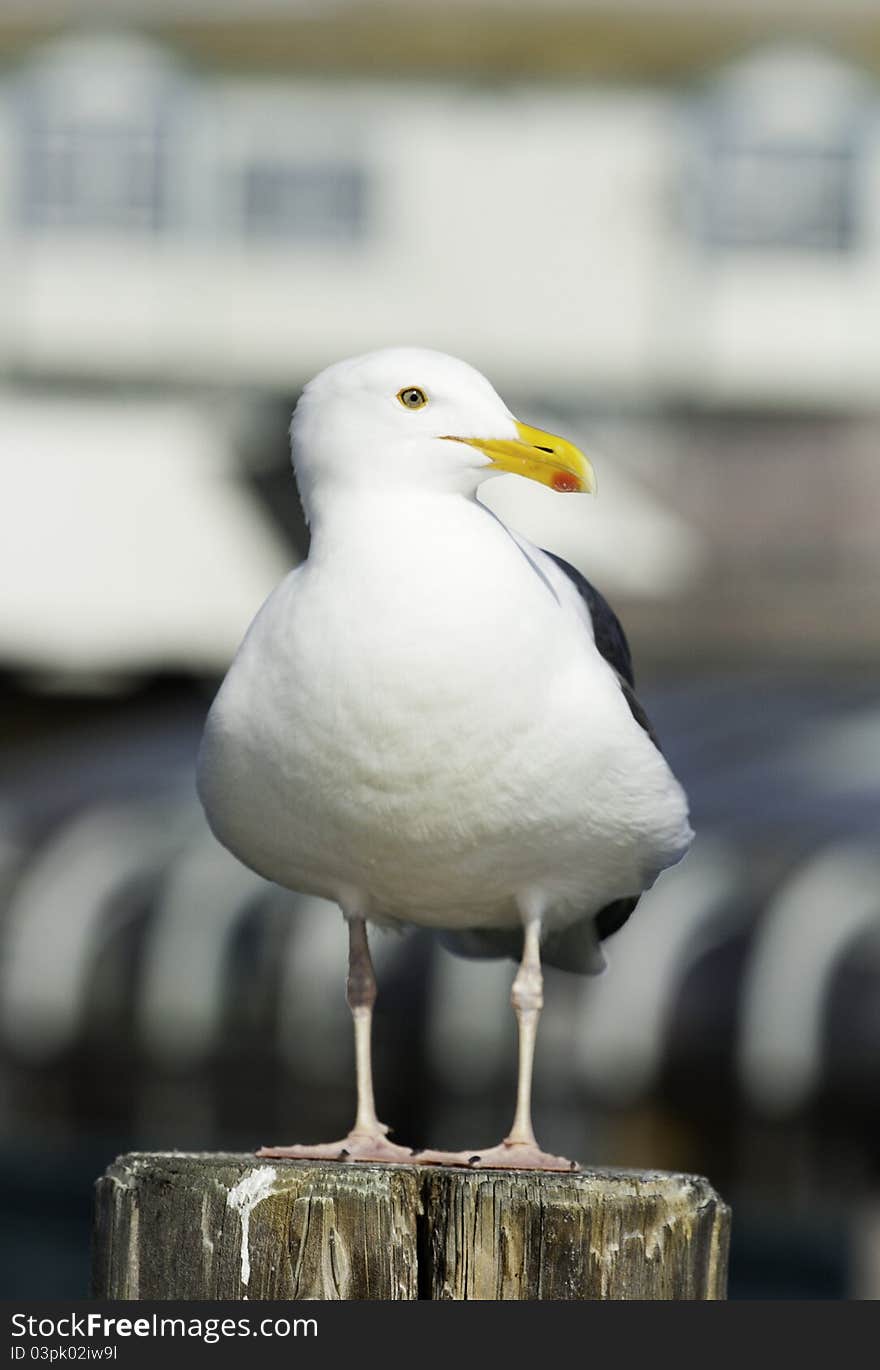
[258,915,415,1164]
[417,918,578,1172]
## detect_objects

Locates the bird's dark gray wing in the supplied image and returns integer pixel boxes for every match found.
[542,551,635,686]
[542,550,664,753]
[440,553,657,973]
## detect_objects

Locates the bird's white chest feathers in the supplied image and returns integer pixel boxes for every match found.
[198,494,691,929]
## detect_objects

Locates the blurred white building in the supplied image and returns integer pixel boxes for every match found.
[0,30,877,672]
[0,35,877,404]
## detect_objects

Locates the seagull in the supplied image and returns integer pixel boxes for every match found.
[197,347,693,1170]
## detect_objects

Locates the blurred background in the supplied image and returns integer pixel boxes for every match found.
[0,0,879,1300]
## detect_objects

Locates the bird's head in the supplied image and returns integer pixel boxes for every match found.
[290,347,596,515]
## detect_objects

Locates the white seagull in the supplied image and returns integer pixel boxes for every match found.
[197,348,693,1170]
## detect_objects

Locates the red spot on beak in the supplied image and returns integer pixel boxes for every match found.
[551,471,580,493]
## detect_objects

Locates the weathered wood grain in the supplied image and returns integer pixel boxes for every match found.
[420,1167,729,1299]
[93,1153,729,1300]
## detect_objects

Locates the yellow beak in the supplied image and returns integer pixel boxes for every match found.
[445,420,596,494]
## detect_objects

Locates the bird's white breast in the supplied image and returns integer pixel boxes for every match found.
[198,493,691,929]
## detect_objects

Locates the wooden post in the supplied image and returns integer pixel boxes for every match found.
[93,1153,730,1300]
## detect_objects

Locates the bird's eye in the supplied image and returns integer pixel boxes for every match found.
[397,386,428,410]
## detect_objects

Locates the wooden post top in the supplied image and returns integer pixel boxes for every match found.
[93,1152,730,1301]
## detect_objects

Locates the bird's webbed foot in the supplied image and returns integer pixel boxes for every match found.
[414,1139,578,1172]
[256,1127,417,1165]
